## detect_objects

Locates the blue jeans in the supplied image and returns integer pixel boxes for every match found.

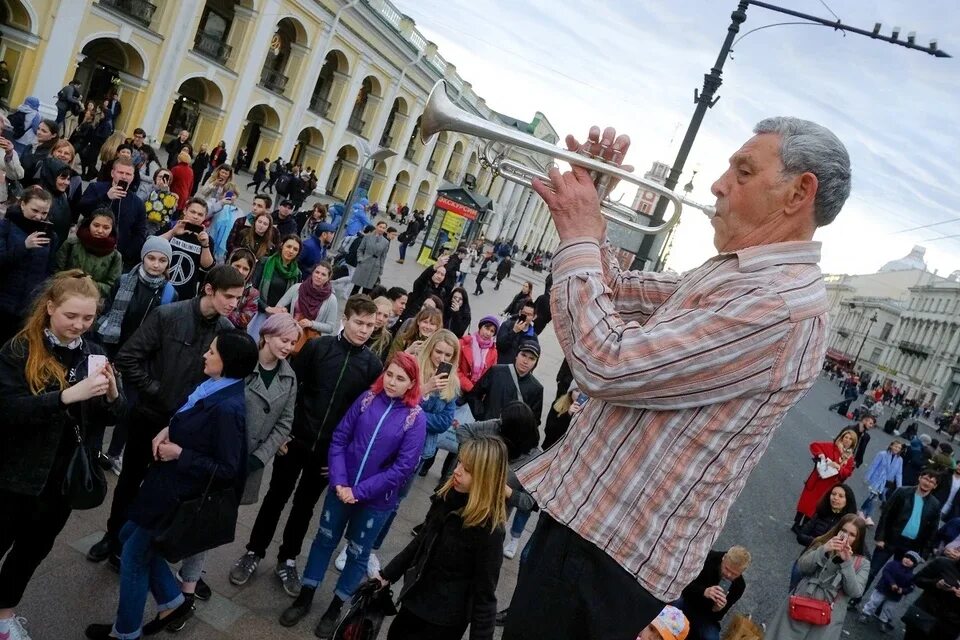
[398,242,410,260]
[509,507,532,539]
[113,521,185,639]
[301,493,392,601]
[860,490,882,518]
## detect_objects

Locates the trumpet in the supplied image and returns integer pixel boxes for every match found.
[420,80,701,235]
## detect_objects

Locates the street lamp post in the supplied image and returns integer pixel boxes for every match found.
[630,0,950,271]
[852,311,878,372]
[332,145,396,251]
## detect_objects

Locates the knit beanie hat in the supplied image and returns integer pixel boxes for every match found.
[141,236,172,263]
[904,550,922,565]
[478,315,500,331]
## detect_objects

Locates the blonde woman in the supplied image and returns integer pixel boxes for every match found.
[96,131,126,177]
[378,435,509,640]
[366,296,395,361]
[338,329,462,576]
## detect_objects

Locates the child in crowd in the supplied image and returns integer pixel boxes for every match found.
[858,550,920,632]
[55,208,122,299]
[637,606,689,640]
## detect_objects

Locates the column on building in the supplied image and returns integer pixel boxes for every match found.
[486,179,517,240]
[381,96,422,204]
[514,192,541,249]
[316,57,371,186]
[31,0,91,118]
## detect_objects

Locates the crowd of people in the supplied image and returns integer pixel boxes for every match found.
[4,96,960,640]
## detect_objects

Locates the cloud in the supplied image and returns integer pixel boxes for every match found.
[398,0,960,276]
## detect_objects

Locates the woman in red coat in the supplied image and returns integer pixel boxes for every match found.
[169,149,194,213]
[793,428,858,532]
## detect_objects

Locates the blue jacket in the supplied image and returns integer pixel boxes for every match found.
[876,559,916,601]
[77,180,147,267]
[0,206,56,317]
[129,380,247,529]
[420,392,456,459]
[298,236,329,278]
[865,450,903,493]
[210,203,239,262]
[328,390,426,511]
[345,207,371,237]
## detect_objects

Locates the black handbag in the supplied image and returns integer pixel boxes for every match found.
[153,467,239,563]
[61,423,107,510]
[901,603,937,634]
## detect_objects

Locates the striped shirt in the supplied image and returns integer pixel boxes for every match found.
[517,238,828,602]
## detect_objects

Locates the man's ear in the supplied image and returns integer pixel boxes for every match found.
[784,172,818,216]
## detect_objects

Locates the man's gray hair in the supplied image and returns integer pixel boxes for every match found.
[753,117,851,227]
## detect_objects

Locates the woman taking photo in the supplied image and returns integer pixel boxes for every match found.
[225,248,260,331]
[378,435,509,640]
[55,208,122,299]
[85,330,258,639]
[0,271,122,640]
[278,353,426,638]
[275,260,338,339]
[767,514,869,640]
[229,209,277,260]
[389,307,442,359]
[241,314,299,505]
[0,186,55,344]
[443,287,471,338]
[793,429,858,532]
[249,235,302,340]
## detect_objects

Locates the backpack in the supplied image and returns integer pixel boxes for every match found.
[7,110,27,140]
[269,160,281,174]
[274,173,292,196]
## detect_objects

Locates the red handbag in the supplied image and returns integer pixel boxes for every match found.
[788,595,833,625]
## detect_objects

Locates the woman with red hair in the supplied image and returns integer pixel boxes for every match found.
[279,352,427,637]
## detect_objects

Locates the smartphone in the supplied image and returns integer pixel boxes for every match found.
[577,392,589,405]
[437,362,453,377]
[184,222,204,234]
[87,354,107,376]
[519,313,528,323]
[117,179,130,191]
[225,190,235,199]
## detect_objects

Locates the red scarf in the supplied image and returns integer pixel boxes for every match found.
[76,225,118,257]
[295,277,332,321]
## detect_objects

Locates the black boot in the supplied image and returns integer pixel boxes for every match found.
[87,533,118,563]
[314,596,344,639]
[280,586,316,627]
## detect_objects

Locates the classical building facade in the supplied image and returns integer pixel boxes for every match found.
[0,0,559,249]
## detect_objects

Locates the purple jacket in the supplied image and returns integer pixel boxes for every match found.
[328,390,426,511]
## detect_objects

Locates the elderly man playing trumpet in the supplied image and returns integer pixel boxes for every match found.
[505,118,851,639]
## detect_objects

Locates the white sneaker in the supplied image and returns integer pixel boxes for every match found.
[109,455,123,477]
[334,546,347,571]
[367,553,381,578]
[503,536,520,559]
[0,615,33,640]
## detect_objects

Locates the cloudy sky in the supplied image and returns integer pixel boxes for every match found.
[396,0,960,276]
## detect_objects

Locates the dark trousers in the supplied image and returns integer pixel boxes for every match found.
[502,514,664,640]
[474,272,487,295]
[0,489,72,608]
[387,607,467,640]
[246,438,330,562]
[105,406,168,540]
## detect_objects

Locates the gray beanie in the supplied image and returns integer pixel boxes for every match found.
[141,236,172,263]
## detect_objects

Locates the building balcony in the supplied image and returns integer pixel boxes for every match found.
[98,0,157,28]
[347,113,366,135]
[898,340,930,359]
[427,159,437,173]
[379,133,392,148]
[404,146,416,161]
[308,95,331,118]
[193,31,232,65]
[444,170,457,182]
[259,68,288,95]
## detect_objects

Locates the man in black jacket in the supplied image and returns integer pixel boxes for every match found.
[851,469,941,608]
[467,340,544,427]
[87,266,244,567]
[396,210,423,264]
[230,295,382,596]
[497,301,537,365]
[272,199,298,237]
[838,414,876,468]
[677,547,751,640]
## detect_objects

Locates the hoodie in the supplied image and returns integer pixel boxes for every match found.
[13,97,41,147]
[38,156,75,250]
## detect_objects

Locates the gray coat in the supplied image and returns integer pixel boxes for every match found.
[351,233,389,289]
[766,545,870,640]
[241,359,297,504]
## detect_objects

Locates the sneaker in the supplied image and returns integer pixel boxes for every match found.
[366,553,381,579]
[108,455,122,477]
[142,596,195,635]
[276,561,302,597]
[96,451,112,471]
[229,551,260,586]
[865,516,875,527]
[334,546,347,572]
[503,536,520,559]
[0,616,33,640]
[495,608,509,627]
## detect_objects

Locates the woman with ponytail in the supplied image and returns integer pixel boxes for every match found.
[0,271,123,640]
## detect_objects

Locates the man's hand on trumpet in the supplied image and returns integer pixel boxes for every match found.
[531,126,632,243]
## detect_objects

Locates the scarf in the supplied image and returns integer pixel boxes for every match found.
[295,277,332,321]
[176,377,241,414]
[96,266,168,343]
[470,332,494,381]
[76,225,118,257]
[259,253,300,298]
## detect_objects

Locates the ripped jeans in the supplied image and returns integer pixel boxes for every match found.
[301,492,392,601]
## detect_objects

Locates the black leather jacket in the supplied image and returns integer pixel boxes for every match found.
[876,486,941,554]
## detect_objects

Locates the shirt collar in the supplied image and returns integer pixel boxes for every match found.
[716,241,822,273]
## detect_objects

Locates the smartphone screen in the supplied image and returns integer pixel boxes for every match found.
[87,354,107,376]
[437,362,453,376]
[117,179,130,191]
[519,313,528,323]
[184,222,204,234]
[225,191,235,199]
[577,392,589,405]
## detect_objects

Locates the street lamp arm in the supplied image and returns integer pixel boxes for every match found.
[732,21,839,50]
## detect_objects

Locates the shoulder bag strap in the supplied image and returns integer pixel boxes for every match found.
[508,365,523,401]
